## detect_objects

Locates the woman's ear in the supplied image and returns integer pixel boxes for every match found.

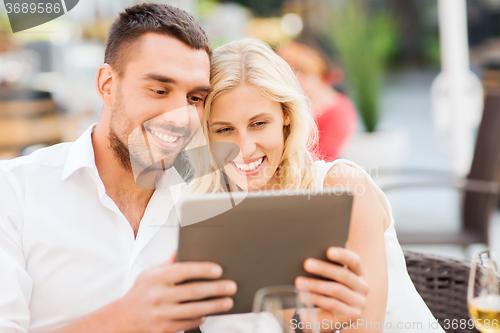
[95,64,115,108]
[284,112,291,127]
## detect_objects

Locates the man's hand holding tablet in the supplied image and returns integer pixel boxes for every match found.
[69,261,237,333]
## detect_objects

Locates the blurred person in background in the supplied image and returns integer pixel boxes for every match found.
[277,41,358,161]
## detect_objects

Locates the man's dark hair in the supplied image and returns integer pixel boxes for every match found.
[104,3,212,75]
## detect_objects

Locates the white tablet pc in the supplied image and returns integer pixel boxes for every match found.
[176,188,353,314]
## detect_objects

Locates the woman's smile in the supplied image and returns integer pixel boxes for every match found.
[230,156,266,176]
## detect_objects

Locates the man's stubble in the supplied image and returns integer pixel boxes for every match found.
[108,85,193,178]
[108,86,136,173]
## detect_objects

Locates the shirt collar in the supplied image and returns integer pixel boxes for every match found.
[61,123,188,194]
[61,123,99,181]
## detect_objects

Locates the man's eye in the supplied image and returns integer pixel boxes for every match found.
[189,96,204,103]
[153,90,167,95]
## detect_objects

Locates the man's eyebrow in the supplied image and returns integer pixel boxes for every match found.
[143,73,176,83]
[143,73,211,93]
[193,85,212,93]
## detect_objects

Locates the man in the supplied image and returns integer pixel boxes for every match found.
[0,4,237,333]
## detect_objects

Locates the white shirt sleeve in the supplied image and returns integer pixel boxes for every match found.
[0,169,32,332]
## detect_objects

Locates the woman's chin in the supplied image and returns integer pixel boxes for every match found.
[237,178,274,192]
[223,171,264,192]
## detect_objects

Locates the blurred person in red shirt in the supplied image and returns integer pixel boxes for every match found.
[278,41,358,161]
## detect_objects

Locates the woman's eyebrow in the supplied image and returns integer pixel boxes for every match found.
[248,112,273,121]
[209,120,232,127]
[210,112,273,127]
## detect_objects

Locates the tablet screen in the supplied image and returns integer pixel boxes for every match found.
[177,188,353,314]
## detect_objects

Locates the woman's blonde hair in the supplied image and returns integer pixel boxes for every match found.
[188,38,318,193]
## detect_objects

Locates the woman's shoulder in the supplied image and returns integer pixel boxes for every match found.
[316,159,392,231]
[323,159,371,189]
[314,159,367,186]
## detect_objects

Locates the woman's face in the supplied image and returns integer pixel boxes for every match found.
[209,83,290,191]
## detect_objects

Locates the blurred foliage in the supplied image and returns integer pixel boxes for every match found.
[326,0,398,133]
[198,0,220,18]
[421,34,441,68]
[0,15,13,52]
[211,38,229,49]
[0,14,10,32]
[419,1,441,68]
[228,0,283,17]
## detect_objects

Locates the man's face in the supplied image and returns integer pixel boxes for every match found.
[109,33,211,176]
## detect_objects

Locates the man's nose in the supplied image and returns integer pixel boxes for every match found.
[160,101,195,128]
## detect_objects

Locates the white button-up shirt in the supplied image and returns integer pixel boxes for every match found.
[0,125,184,333]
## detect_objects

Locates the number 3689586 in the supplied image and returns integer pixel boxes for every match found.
[5,2,61,14]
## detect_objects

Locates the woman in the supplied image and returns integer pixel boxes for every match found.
[190,38,444,333]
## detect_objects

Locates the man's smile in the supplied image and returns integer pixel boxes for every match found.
[146,128,182,150]
[148,129,180,144]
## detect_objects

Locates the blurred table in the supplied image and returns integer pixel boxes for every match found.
[483,62,500,94]
[0,89,60,159]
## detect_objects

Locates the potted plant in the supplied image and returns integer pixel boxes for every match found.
[325,0,408,172]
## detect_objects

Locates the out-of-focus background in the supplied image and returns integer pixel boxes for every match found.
[1,0,500,259]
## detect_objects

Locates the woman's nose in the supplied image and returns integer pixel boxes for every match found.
[236,132,256,158]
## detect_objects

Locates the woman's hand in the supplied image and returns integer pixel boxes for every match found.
[295,247,369,332]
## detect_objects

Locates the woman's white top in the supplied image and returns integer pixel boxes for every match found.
[312,159,444,332]
[201,159,445,332]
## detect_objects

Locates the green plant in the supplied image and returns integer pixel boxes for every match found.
[326,0,398,132]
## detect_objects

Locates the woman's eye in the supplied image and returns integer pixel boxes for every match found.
[252,121,268,127]
[216,127,232,133]
[153,90,167,95]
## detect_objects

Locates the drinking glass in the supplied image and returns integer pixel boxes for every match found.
[468,249,500,333]
[252,285,320,333]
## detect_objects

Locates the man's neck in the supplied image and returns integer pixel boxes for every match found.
[92,123,155,237]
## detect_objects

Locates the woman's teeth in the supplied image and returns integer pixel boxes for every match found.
[150,130,179,144]
[235,157,264,171]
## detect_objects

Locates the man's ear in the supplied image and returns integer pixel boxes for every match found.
[95,64,115,108]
